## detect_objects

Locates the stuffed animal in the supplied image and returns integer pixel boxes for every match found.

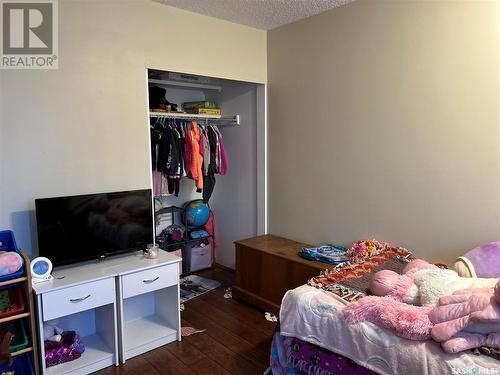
[429,281,500,353]
[370,259,498,307]
[344,281,500,352]
[454,242,500,278]
[43,324,63,343]
[343,295,433,341]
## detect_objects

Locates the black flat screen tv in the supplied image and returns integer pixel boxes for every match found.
[35,189,154,267]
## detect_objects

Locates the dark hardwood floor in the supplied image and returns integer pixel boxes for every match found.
[94,266,277,375]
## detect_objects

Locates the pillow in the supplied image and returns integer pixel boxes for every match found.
[454,242,500,278]
[0,251,22,276]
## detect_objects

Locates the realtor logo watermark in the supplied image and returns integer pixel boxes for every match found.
[1,0,58,69]
[452,367,498,375]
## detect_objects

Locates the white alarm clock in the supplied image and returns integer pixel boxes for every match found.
[31,257,53,284]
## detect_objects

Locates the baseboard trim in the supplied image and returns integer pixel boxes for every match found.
[214,262,234,272]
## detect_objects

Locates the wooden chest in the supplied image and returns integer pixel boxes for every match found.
[233,235,331,314]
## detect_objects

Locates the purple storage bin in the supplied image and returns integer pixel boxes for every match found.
[185,242,212,272]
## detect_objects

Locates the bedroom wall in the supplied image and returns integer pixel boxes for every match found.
[0,0,266,257]
[267,0,500,263]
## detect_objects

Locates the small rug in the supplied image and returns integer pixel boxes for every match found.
[180,275,221,303]
[181,326,206,337]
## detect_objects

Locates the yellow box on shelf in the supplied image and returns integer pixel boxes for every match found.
[196,108,221,115]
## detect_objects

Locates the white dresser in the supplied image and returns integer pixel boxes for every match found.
[33,250,181,375]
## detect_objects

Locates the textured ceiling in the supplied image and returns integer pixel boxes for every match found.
[155,0,353,30]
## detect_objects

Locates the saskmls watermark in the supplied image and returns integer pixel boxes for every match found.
[452,367,498,375]
[1,0,58,69]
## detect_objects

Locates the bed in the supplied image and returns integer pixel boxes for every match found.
[268,243,500,375]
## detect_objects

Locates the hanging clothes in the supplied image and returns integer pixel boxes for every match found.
[164,124,184,197]
[204,210,217,262]
[156,124,171,174]
[202,127,210,176]
[150,126,160,171]
[161,174,170,196]
[151,119,171,197]
[212,126,228,176]
[203,126,218,203]
[185,122,204,191]
[150,117,228,201]
[152,171,163,197]
[152,121,188,197]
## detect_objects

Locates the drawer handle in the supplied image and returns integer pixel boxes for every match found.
[70,294,91,303]
[143,277,159,284]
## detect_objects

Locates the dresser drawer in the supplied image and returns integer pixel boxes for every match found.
[42,277,115,321]
[122,264,177,299]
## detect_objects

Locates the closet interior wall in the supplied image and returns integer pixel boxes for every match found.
[210,82,258,268]
[148,71,262,269]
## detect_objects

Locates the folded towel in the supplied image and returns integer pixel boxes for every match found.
[299,244,349,265]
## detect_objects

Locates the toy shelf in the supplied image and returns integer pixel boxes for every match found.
[0,312,30,324]
[0,250,40,374]
[12,346,33,357]
[0,277,28,288]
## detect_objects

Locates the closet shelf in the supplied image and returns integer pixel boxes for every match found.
[149,112,240,126]
[159,235,212,248]
[148,78,222,92]
[155,206,183,215]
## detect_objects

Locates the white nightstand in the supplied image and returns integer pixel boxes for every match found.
[33,250,181,375]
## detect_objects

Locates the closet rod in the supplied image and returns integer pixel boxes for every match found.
[149,112,240,126]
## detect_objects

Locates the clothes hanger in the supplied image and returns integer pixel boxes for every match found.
[151,117,162,131]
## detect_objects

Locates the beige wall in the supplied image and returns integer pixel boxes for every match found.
[0,0,266,255]
[267,0,500,264]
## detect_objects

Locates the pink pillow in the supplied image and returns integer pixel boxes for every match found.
[0,252,23,276]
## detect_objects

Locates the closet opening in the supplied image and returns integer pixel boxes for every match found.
[146,69,266,272]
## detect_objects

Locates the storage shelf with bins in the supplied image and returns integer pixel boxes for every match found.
[0,231,39,375]
[0,252,40,374]
[154,205,213,274]
[155,205,213,249]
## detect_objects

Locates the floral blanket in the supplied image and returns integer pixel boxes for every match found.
[308,241,414,302]
[270,332,378,375]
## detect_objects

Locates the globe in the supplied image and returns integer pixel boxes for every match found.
[184,200,210,228]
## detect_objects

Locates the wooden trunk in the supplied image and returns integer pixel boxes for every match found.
[233,235,331,314]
